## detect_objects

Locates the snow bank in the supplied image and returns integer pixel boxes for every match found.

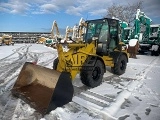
[129,39,138,47]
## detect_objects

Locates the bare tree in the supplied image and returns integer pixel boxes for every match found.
[105,1,143,26]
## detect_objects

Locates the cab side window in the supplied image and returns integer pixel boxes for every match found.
[109,26,118,51]
[99,23,109,43]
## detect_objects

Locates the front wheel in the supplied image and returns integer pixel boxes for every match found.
[111,54,127,75]
[80,60,104,88]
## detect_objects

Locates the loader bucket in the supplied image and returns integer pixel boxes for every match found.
[11,62,74,115]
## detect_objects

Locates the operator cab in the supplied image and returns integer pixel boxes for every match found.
[150,25,160,40]
[85,18,119,55]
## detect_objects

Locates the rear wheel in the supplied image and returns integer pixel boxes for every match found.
[111,54,127,75]
[151,50,159,56]
[155,50,159,56]
[139,50,144,54]
[80,60,104,88]
[151,50,154,56]
[53,58,59,70]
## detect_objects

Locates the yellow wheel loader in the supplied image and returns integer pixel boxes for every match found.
[12,18,129,115]
[1,34,14,45]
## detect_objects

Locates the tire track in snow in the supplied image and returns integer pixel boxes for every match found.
[84,90,115,103]
[0,46,56,89]
[3,46,159,119]
[0,45,57,120]
[0,45,35,120]
[0,45,30,63]
[72,76,130,108]
[72,57,160,120]
[0,95,20,120]
[78,93,110,107]
[73,86,115,108]
[5,52,57,120]
[0,45,32,88]
[103,56,160,118]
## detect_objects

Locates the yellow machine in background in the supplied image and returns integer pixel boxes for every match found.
[46,20,62,47]
[0,34,14,45]
[55,17,86,44]
[12,18,129,115]
[37,20,61,46]
[37,37,47,44]
[64,17,86,43]
[77,17,87,41]
[0,37,2,45]
[62,26,76,43]
[51,20,60,39]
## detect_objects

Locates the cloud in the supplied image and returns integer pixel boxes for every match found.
[0,0,31,14]
[0,0,159,18]
[66,0,112,16]
[39,4,59,13]
[32,0,75,14]
[51,0,75,8]
[65,6,82,16]
[142,0,160,17]
[89,9,107,16]
[0,0,112,16]
[0,6,10,13]
[118,0,160,18]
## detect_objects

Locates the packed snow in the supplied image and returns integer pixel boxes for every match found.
[0,43,160,120]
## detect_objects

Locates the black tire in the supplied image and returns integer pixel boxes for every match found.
[111,54,127,75]
[53,57,59,70]
[151,50,154,56]
[80,60,104,88]
[151,50,159,56]
[155,50,159,56]
[111,67,114,73]
[139,50,144,54]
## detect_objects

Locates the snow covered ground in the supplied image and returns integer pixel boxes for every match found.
[0,43,160,120]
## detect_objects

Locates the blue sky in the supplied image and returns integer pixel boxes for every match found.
[0,0,160,33]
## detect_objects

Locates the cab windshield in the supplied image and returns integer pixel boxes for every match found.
[150,27,158,33]
[85,19,108,43]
